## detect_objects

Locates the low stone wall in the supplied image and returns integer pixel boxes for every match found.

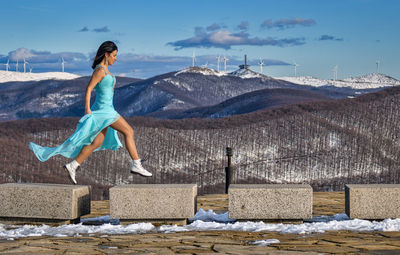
[110,184,197,225]
[0,183,91,225]
[228,184,313,220]
[345,184,400,219]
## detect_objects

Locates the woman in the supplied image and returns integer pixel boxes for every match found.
[29,41,152,184]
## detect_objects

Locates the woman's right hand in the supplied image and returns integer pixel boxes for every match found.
[85,109,92,115]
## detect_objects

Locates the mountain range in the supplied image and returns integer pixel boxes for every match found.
[0,67,398,121]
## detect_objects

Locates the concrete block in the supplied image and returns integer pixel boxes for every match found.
[0,183,91,223]
[345,184,400,219]
[229,184,313,220]
[110,184,197,222]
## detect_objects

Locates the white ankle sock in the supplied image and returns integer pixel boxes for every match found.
[70,160,80,169]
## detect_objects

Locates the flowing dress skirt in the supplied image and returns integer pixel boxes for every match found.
[29,109,122,162]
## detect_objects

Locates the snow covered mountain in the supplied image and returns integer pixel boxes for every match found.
[0,70,80,83]
[0,76,141,120]
[0,67,397,121]
[277,73,400,89]
[343,73,400,86]
[0,67,304,120]
[111,66,303,117]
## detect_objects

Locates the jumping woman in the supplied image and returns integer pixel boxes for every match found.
[29,41,152,184]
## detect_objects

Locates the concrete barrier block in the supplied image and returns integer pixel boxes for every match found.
[0,183,91,224]
[345,184,400,219]
[229,184,313,220]
[110,184,197,223]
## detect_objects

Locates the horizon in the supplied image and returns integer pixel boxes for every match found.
[1,0,399,80]
[0,66,398,82]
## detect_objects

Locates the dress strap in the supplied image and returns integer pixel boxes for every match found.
[95,64,109,74]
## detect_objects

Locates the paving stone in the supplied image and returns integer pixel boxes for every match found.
[382,241,400,247]
[213,244,314,254]
[0,245,59,254]
[170,244,211,253]
[213,244,273,254]
[281,244,358,254]
[349,244,400,251]
[199,253,229,255]
[130,241,182,248]
[379,232,400,238]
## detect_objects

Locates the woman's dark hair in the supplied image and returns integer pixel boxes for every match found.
[91,41,118,69]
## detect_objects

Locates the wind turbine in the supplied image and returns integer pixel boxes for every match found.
[216,55,221,72]
[223,56,229,72]
[258,58,264,74]
[376,60,380,74]
[333,65,338,81]
[191,52,196,67]
[23,58,27,73]
[5,59,9,72]
[293,61,299,77]
[26,60,31,73]
[16,59,19,72]
[62,57,65,72]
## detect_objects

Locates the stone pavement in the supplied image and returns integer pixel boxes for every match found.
[1,192,400,254]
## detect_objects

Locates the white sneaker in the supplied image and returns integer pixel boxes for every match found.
[63,161,79,184]
[130,160,152,177]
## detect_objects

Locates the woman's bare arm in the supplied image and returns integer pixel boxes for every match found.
[85,68,106,114]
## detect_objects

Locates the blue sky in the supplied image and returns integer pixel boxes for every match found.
[0,0,399,79]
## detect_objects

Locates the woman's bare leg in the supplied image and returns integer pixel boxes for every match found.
[75,127,108,164]
[110,117,140,160]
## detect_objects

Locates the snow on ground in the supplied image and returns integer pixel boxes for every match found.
[343,73,399,84]
[162,98,187,110]
[0,70,80,83]
[277,73,400,89]
[1,209,400,240]
[276,76,331,87]
[250,239,280,246]
[163,78,193,91]
[229,68,267,79]
[175,67,227,77]
[175,66,269,79]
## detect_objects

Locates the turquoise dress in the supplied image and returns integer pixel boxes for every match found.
[29,65,123,162]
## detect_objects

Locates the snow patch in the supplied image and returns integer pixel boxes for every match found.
[37,92,80,108]
[328,132,340,148]
[250,239,280,246]
[190,208,235,222]
[343,73,400,85]
[229,68,266,79]
[277,73,400,89]
[162,98,187,110]
[163,78,193,91]
[0,70,80,83]
[2,209,400,240]
[276,76,331,87]
[175,67,226,77]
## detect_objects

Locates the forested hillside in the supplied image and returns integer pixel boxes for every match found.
[1,86,400,200]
